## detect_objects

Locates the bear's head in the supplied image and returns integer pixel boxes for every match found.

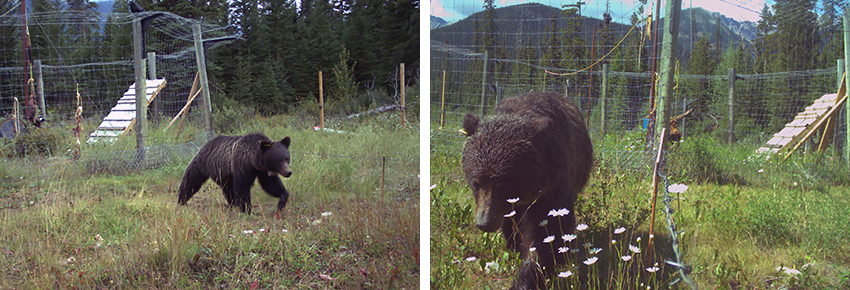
[462,114,549,233]
[259,137,293,178]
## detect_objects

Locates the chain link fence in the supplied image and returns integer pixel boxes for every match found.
[0,10,237,172]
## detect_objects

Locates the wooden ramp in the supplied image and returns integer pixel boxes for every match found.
[758,77,847,157]
[88,79,167,144]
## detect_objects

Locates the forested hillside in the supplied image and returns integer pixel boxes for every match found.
[0,0,419,115]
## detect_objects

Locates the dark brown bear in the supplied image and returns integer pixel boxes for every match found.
[462,92,593,290]
[178,133,292,213]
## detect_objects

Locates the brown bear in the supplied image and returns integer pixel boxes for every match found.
[178,133,292,213]
[462,92,593,290]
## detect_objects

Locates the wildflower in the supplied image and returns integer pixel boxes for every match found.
[242,230,254,235]
[259,228,266,233]
[558,247,569,253]
[485,261,498,273]
[611,239,616,244]
[529,247,536,252]
[281,229,289,233]
[614,227,626,234]
[629,244,641,253]
[621,255,632,262]
[636,237,642,242]
[562,234,577,242]
[558,271,573,278]
[543,236,555,243]
[466,256,477,262]
[570,248,580,253]
[583,257,598,265]
[321,212,333,217]
[539,219,548,226]
[507,197,520,204]
[785,268,801,276]
[504,210,516,218]
[668,183,688,193]
[429,184,437,190]
[546,208,570,216]
[758,169,764,173]
[576,224,589,231]
[589,248,602,255]
[646,266,660,273]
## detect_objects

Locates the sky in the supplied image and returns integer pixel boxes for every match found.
[431,0,772,24]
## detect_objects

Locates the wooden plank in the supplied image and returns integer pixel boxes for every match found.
[89,131,123,137]
[103,111,136,121]
[818,74,846,151]
[98,120,132,129]
[783,91,848,162]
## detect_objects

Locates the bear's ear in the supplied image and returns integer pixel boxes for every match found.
[462,114,479,136]
[260,140,273,151]
[281,136,291,148]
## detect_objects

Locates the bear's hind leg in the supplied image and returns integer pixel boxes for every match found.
[178,165,209,206]
[232,176,255,214]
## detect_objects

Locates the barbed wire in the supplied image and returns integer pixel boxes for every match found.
[658,148,697,289]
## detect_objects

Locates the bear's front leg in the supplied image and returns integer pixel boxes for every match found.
[257,174,289,210]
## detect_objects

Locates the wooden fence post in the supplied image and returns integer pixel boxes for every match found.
[148,52,160,120]
[133,19,147,163]
[601,63,609,136]
[440,70,446,129]
[727,67,735,144]
[400,63,405,126]
[835,59,845,153]
[845,11,850,167]
[319,71,324,129]
[33,60,46,121]
[192,24,213,139]
[480,50,489,117]
[656,0,681,142]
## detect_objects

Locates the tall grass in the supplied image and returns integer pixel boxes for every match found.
[0,107,419,289]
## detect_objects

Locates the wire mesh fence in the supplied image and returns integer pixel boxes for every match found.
[0,9,237,172]
[430,3,849,185]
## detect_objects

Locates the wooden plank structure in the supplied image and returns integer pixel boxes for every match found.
[757,75,847,159]
[87,79,166,144]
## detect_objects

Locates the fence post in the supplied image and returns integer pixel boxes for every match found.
[480,50,489,117]
[655,0,681,142]
[681,97,688,140]
[845,11,850,166]
[400,63,405,126]
[33,59,46,121]
[192,23,213,139]
[727,67,735,144]
[319,71,324,129]
[133,19,147,163]
[601,63,608,136]
[148,52,160,120]
[440,70,446,129]
[837,59,845,153]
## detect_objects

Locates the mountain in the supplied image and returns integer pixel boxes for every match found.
[431,15,448,29]
[431,3,758,64]
[676,7,757,50]
[431,3,632,54]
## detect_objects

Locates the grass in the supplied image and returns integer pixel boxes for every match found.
[0,107,419,289]
[430,116,850,290]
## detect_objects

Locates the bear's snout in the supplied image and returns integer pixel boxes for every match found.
[283,170,292,178]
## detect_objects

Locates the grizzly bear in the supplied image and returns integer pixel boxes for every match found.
[178,133,292,213]
[462,92,593,289]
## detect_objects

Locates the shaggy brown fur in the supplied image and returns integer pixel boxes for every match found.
[178,133,292,213]
[462,92,593,289]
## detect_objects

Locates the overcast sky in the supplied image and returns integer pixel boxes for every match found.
[431,0,771,24]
